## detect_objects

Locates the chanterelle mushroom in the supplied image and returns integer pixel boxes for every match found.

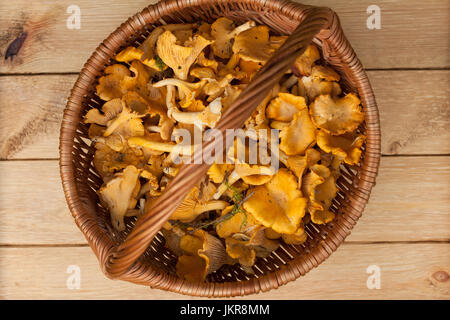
[207,163,232,184]
[190,67,216,80]
[310,93,364,136]
[317,130,366,165]
[98,165,140,231]
[224,226,279,267]
[302,164,338,225]
[298,75,342,103]
[281,223,308,245]
[279,108,317,156]
[139,23,197,61]
[120,60,155,102]
[153,78,206,109]
[176,230,231,282]
[115,46,164,72]
[156,31,213,80]
[170,181,228,222]
[83,17,369,275]
[103,104,144,137]
[292,44,320,76]
[215,206,260,239]
[278,148,321,188]
[84,98,123,126]
[127,135,193,156]
[203,74,235,102]
[211,17,255,59]
[93,142,144,179]
[171,97,223,128]
[232,25,275,63]
[213,163,276,200]
[196,51,219,72]
[266,92,308,122]
[96,64,130,101]
[243,168,308,234]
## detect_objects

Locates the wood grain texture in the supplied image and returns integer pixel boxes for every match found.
[1,71,448,159]
[0,0,448,300]
[0,0,448,73]
[0,244,448,299]
[0,160,87,245]
[0,75,76,159]
[0,157,448,245]
[347,156,450,242]
[372,71,450,155]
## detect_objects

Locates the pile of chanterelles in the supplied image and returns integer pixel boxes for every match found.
[84,19,365,281]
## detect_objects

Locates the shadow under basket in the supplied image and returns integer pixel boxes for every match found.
[59,0,381,297]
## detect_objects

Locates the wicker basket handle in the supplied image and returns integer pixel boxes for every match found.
[104,6,334,278]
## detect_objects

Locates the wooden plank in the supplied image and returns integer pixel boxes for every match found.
[346,156,450,242]
[0,160,87,245]
[0,157,448,245]
[0,75,77,159]
[0,244,448,299]
[0,0,448,73]
[371,71,450,155]
[1,71,448,159]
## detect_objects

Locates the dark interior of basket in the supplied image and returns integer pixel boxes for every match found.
[71,5,365,283]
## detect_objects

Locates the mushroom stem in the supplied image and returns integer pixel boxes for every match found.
[153,78,205,95]
[225,53,240,70]
[104,107,144,137]
[172,98,222,127]
[194,200,229,214]
[128,137,193,155]
[172,111,202,124]
[171,199,229,222]
[230,21,256,37]
[138,180,158,198]
[213,165,275,200]
[213,171,241,200]
[139,23,197,60]
[277,150,289,166]
[281,74,298,90]
[165,85,179,117]
[147,125,161,133]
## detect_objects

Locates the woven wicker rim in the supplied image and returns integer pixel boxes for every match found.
[59,0,380,297]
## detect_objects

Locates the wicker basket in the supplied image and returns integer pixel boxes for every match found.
[59,0,380,297]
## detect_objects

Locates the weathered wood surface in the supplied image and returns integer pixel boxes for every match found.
[0,244,448,299]
[0,0,448,300]
[1,71,448,159]
[0,0,448,73]
[0,75,73,160]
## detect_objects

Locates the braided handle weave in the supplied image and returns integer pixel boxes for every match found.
[104,6,334,277]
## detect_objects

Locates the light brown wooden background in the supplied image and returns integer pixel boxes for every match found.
[0,0,449,300]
